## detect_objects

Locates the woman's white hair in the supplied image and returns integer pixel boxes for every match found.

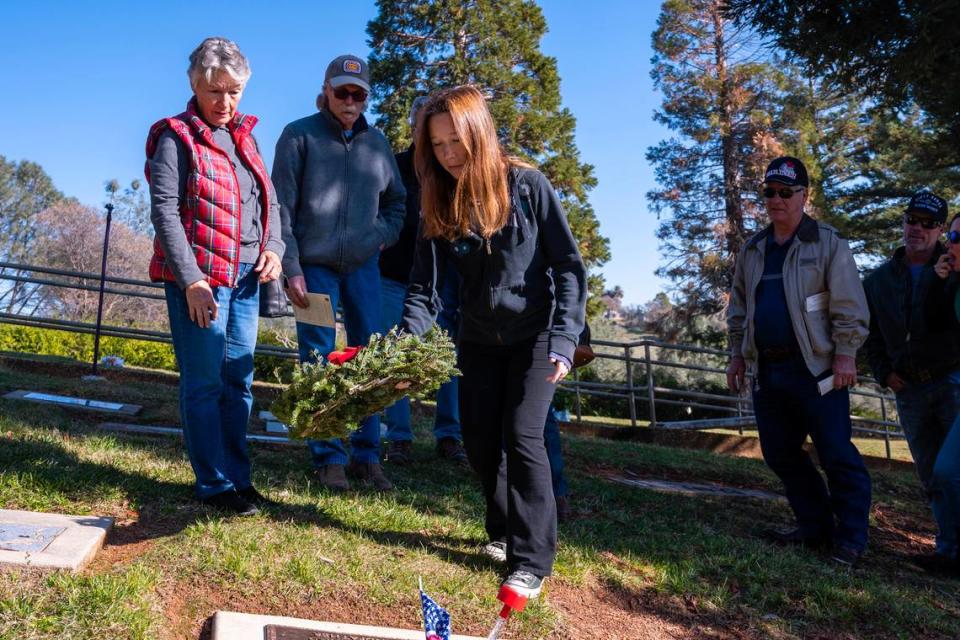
[409,95,430,127]
[188,37,251,88]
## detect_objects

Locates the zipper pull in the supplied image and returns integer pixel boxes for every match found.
[485,237,491,255]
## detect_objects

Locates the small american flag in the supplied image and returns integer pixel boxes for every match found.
[419,578,451,640]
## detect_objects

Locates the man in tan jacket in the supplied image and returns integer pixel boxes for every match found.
[726,157,872,567]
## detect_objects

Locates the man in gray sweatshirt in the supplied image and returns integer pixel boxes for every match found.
[273,54,406,491]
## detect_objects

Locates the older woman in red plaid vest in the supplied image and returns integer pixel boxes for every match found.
[145,37,284,515]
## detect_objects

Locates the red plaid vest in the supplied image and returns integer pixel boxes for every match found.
[145,99,273,287]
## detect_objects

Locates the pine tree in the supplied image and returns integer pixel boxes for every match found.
[724,0,960,165]
[834,105,959,261]
[366,0,610,315]
[647,0,782,319]
[779,76,959,261]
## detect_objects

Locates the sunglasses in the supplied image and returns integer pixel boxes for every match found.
[762,186,804,199]
[948,230,960,244]
[904,214,941,230]
[332,87,368,102]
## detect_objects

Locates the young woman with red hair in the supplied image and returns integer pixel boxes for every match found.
[402,85,586,598]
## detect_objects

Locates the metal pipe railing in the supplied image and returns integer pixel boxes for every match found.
[0,260,906,455]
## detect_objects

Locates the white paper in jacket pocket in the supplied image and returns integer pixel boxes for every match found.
[805,291,830,312]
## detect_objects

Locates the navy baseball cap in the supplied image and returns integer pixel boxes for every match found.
[324,54,371,93]
[905,191,948,222]
[763,156,809,188]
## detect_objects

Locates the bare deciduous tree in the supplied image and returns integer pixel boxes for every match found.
[33,201,164,326]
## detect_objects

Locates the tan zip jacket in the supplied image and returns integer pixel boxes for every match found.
[727,214,869,376]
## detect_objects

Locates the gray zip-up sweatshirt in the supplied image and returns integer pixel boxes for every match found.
[272,110,406,277]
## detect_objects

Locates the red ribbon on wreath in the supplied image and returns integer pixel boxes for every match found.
[327,346,361,365]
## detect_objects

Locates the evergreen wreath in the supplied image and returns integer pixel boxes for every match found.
[271,328,460,440]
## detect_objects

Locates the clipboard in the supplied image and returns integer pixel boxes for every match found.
[292,293,336,328]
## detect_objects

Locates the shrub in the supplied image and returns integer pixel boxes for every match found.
[0,325,299,380]
[0,325,177,370]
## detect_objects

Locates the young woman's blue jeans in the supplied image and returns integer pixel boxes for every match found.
[164,263,259,499]
[295,256,382,466]
[895,377,960,558]
[543,405,568,498]
[380,275,460,443]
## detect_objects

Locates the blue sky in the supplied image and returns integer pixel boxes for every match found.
[0,0,669,306]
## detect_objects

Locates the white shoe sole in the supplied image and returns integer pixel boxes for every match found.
[502,578,542,599]
[482,543,507,563]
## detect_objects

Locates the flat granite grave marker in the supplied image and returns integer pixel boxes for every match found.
[98,422,295,445]
[259,410,290,434]
[610,476,785,502]
[4,390,141,416]
[0,510,113,571]
[0,524,65,553]
[212,612,483,640]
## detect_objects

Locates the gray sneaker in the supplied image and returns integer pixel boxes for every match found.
[347,461,394,491]
[482,540,507,563]
[314,464,350,491]
[501,570,543,599]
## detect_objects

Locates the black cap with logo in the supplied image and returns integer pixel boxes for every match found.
[763,156,809,188]
[905,191,948,223]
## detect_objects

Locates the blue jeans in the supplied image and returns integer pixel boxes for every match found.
[296,256,382,466]
[165,263,259,499]
[381,272,461,443]
[543,405,568,498]
[752,358,872,551]
[895,378,960,558]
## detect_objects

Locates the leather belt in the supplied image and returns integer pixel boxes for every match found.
[759,346,798,363]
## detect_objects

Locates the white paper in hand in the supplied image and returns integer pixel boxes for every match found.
[293,293,336,327]
[818,375,835,396]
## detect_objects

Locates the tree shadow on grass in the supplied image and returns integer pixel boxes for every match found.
[0,417,486,565]
[0,427,213,542]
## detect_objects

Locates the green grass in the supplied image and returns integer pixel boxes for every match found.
[0,357,957,639]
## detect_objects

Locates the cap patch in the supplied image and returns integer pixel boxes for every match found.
[766,162,797,181]
[912,193,942,213]
[343,59,362,74]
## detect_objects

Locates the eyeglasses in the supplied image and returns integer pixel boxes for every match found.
[762,186,804,199]
[948,230,960,244]
[904,214,941,230]
[332,87,368,102]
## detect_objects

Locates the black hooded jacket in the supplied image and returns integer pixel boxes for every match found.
[401,166,586,363]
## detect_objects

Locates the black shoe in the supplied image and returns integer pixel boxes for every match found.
[831,544,863,567]
[501,570,544,599]
[385,440,413,465]
[556,495,572,523]
[200,489,258,516]
[436,438,470,466]
[762,527,831,551]
[237,485,274,507]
